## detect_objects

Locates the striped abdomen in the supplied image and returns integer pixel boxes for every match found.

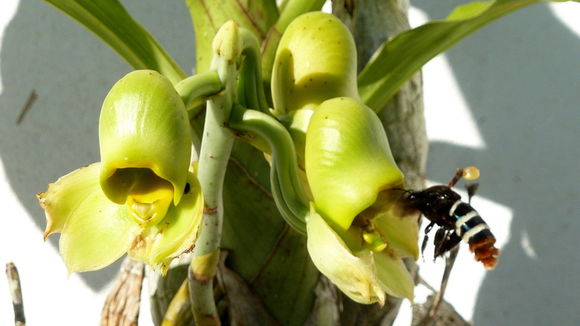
[450,200,500,269]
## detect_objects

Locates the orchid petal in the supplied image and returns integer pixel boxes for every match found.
[38,163,103,238]
[374,251,415,301]
[42,164,140,273]
[306,205,385,305]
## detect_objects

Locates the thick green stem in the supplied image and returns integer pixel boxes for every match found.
[188,21,240,326]
[189,99,234,325]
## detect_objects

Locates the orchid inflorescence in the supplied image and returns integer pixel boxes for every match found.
[38,12,419,305]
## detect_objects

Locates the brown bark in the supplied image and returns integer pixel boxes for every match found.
[101,258,144,326]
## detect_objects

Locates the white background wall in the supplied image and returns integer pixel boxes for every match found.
[0,1,578,325]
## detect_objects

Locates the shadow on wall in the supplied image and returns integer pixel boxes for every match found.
[0,0,195,290]
[414,1,579,325]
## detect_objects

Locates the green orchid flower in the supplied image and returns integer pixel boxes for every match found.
[38,70,203,273]
[270,13,419,304]
[305,97,418,304]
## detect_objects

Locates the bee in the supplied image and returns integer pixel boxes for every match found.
[405,167,500,269]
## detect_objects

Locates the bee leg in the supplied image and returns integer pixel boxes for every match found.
[434,231,461,258]
[421,221,436,260]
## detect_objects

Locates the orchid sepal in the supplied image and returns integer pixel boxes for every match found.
[305,97,404,232]
[99,70,192,211]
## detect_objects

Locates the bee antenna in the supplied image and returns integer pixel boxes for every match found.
[448,168,463,188]
[449,166,480,188]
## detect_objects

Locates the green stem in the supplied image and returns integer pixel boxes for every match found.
[175,71,223,116]
[175,71,223,151]
[237,29,268,112]
[188,21,240,326]
[229,105,308,234]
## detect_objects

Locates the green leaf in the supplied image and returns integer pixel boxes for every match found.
[357,0,573,111]
[251,228,319,326]
[44,0,185,84]
[184,0,279,73]
[221,142,318,326]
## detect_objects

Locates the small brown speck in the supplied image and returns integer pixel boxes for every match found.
[204,205,218,214]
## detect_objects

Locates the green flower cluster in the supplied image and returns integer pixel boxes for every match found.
[270,13,418,303]
[38,13,419,305]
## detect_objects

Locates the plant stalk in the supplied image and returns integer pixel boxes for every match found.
[188,21,240,326]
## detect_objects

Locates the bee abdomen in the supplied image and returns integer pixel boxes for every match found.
[468,229,499,269]
[451,201,500,269]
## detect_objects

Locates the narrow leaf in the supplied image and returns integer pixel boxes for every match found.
[44,0,186,83]
[357,0,572,111]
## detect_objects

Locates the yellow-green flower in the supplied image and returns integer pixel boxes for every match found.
[38,70,203,273]
[304,97,418,304]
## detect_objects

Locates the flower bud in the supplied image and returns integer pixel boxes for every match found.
[305,97,404,232]
[99,70,192,225]
[271,12,359,115]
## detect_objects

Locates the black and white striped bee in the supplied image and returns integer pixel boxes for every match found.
[405,167,500,269]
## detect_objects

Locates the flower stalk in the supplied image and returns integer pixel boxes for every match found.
[174,71,223,116]
[188,21,245,326]
[229,105,309,234]
[188,21,265,326]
